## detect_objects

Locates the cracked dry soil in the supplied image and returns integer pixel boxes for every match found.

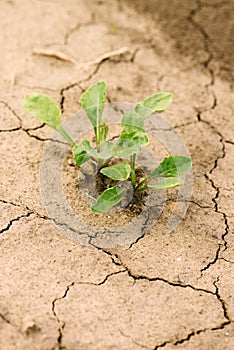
[0,0,234,349]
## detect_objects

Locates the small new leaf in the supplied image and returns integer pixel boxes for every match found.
[121,110,145,133]
[79,81,107,131]
[23,93,61,129]
[150,156,191,179]
[98,123,109,145]
[100,161,131,181]
[148,177,184,189]
[72,145,90,166]
[135,92,173,118]
[91,186,126,213]
[82,140,114,160]
[113,131,149,158]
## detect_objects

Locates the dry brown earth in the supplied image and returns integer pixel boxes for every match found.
[0,0,233,349]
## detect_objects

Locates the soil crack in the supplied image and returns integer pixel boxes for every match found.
[195,117,230,275]
[51,266,230,350]
[187,0,215,87]
[63,14,96,45]
[128,207,152,249]
[59,47,138,113]
[89,246,216,296]
[0,99,68,145]
[153,277,230,349]
[51,270,126,350]
[52,282,75,350]
[0,212,34,235]
[213,277,231,324]
[200,174,230,275]
[119,329,151,349]
[220,258,234,264]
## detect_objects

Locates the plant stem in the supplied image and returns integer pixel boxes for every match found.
[56,125,76,147]
[130,154,136,186]
[96,127,100,151]
[97,158,104,170]
[135,177,148,192]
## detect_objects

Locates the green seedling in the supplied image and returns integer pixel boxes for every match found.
[23,81,192,213]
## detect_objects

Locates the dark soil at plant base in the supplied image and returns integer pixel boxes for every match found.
[1,0,234,349]
[63,151,149,228]
[96,163,148,214]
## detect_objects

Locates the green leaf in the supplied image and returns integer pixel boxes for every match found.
[72,145,90,166]
[150,156,192,179]
[121,110,145,133]
[91,186,126,213]
[82,140,114,160]
[23,93,61,129]
[100,161,131,181]
[148,177,184,189]
[79,81,107,131]
[113,131,149,158]
[135,92,173,118]
[97,122,109,146]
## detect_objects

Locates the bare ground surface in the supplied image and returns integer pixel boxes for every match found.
[0,0,234,349]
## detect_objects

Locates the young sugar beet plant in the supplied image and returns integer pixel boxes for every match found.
[23,81,191,214]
